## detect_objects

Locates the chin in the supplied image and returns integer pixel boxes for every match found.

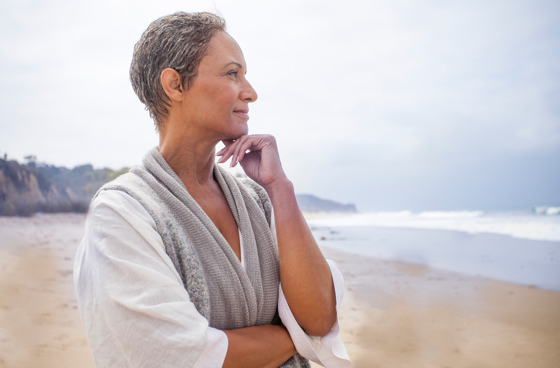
[222,132,246,141]
[231,124,249,139]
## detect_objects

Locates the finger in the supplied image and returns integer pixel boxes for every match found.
[236,137,260,164]
[222,139,235,147]
[233,135,260,167]
[236,147,251,166]
[231,135,252,167]
[216,139,236,156]
[217,140,240,163]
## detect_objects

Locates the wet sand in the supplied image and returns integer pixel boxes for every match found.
[1,214,559,367]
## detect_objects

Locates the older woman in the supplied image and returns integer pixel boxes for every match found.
[74,12,350,368]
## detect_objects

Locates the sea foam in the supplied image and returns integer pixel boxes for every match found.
[307,209,560,242]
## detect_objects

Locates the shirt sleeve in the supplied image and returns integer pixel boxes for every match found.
[270,212,351,368]
[73,190,228,368]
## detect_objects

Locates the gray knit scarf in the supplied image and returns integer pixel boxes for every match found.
[97,147,309,367]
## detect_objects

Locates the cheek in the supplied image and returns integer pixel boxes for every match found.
[197,84,238,122]
[214,86,237,106]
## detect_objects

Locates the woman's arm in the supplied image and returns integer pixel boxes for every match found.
[267,179,337,336]
[223,324,295,368]
[76,190,297,367]
[218,135,337,336]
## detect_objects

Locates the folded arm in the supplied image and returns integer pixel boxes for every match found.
[75,190,295,367]
[223,325,295,368]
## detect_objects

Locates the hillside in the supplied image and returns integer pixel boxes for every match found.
[0,158,128,216]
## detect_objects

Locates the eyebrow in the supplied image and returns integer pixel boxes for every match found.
[224,62,243,69]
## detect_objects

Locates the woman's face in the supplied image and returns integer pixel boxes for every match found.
[181,31,258,140]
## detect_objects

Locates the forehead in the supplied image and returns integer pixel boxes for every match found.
[202,31,246,67]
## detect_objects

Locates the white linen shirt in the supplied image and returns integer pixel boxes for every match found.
[74,190,350,368]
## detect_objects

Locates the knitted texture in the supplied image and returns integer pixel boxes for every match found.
[94,147,309,368]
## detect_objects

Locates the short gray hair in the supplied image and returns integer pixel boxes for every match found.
[130,12,226,130]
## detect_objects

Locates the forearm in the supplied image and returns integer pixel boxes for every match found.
[264,179,337,336]
[217,135,337,335]
[223,324,296,368]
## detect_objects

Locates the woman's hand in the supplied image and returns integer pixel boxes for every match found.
[216,134,288,190]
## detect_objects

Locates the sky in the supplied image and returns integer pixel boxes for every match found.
[0,0,559,211]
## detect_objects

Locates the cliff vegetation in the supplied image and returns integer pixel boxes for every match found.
[0,155,128,216]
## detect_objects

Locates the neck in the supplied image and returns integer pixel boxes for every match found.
[158,123,219,189]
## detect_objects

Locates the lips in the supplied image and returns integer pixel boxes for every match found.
[233,109,249,119]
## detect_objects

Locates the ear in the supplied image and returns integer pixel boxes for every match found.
[160,68,184,102]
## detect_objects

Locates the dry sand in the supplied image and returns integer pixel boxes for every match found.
[1,214,559,367]
[0,214,94,368]
[314,247,560,368]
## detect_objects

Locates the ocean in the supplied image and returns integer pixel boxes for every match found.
[307,207,560,291]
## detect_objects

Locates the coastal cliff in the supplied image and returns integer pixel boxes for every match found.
[0,158,127,216]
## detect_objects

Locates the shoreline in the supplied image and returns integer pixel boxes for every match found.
[309,223,560,292]
[316,245,560,368]
[1,214,559,367]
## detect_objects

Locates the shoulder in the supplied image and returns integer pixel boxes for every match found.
[87,168,160,237]
[88,190,158,236]
[93,169,152,202]
[91,168,165,220]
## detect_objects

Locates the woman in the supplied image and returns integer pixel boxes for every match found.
[74,12,350,368]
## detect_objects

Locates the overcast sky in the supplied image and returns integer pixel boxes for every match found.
[1,0,559,211]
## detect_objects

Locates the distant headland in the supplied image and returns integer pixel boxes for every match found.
[295,194,357,213]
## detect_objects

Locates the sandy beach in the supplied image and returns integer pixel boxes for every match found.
[317,247,560,368]
[0,214,94,367]
[1,214,559,367]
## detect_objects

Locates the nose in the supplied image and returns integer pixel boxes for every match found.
[241,79,258,103]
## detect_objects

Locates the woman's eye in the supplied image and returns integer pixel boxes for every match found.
[228,70,239,78]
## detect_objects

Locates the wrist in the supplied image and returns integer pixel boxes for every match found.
[274,325,297,356]
[262,177,293,200]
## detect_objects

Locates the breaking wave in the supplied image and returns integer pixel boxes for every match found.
[307,208,560,242]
